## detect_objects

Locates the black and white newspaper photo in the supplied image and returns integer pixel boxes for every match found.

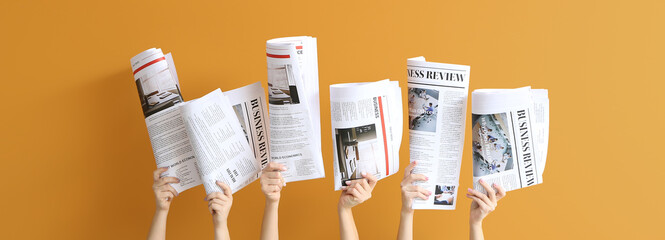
[179,89,261,194]
[225,82,271,174]
[406,57,470,210]
[471,87,549,193]
[131,48,201,193]
[330,80,403,190]
[266,37,325,183]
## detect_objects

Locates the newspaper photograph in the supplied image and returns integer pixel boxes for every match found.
[266,36,325,183]
[330,80,402,190]
[131,48,201,193]
[406,57,470,210]
[471,87,549,193]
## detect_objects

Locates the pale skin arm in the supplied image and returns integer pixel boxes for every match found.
[206,181,233,240]
[260,162,287,240]
[338,172,378,240]
[467,179,506,240]
[397,161,431,240]
[147,167,180,240]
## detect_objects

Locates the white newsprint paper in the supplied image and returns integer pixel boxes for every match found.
[266,36,325,183]
[179,89,260,194]
[330,80,403,191]
[471,87,549,193]
[131,49,267,194]
[406,57,470,210]
[225,82,271,176]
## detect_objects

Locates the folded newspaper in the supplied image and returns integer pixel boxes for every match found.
[406,57,470,210]
[471,87,549,193]
[266,36,325,183]
[131,48,270,194]
[329,80,403,190]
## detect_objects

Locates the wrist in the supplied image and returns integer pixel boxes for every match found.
[470,220,483,229]
[155,208,169,215]
[338,204,353,214]
[401,206,414,215]
[265,197,280,205]
[213,216,228,228]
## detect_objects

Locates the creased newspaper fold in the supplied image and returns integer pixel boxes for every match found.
[471,87,549,193]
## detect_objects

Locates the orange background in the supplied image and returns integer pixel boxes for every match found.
[1,0,663,239]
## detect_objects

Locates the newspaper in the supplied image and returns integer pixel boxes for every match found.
[406,57,470,210]
[131,48,199,193]
[266,36,325,182]
[131,48,267,194]
[329,80,403,190]
[225,82,271,175]
[471,87,549,193]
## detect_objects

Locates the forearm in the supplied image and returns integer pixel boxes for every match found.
[397,208,414,240]
[469,222,484,240]
[147,210,168,240]
[214,220,230,240]
[338,207,358,240]
[260,200,280,240]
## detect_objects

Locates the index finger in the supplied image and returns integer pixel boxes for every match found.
[404,161,417,176]
[153,167,168,181]
[217,181,232,198]
[264,162,287,172]
[494,183,506,200]
[478,179,496,202]
[362,172,378,189]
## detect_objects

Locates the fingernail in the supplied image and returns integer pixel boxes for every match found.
[341,186,347,190]
[281,167,287,171]
[468,188,473,193]
[428,191,432,195]
[361,171,367,176]
[479,179,484,183]
[425,177,429,181]
[345,180,351,185]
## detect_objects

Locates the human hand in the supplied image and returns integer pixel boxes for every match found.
[260,162,286,203]
[205,181,233,227]
[466,179,506,226]
[400,161,431,213]
[152,167,180,212]
[338,172,378,210]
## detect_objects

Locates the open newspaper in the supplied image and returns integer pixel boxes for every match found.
[406,57,470,210]
[329,80,403,190]
[131,48,270,194]
[471,87,549,193]
[266,36,325,182]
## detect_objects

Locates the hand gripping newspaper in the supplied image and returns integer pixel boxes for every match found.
[329,80,403,190]
[406,57,470,210]
[265,36,325,183]
[471,86,549,193]
[131,48,270,194]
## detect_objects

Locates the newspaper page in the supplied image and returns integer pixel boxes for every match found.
[131,48,202,193]
[406,57,470,210]
[225,82,271,174]
[179,89,261,194]
[266,37,325,182]
[471,87,549,193]
[330,80,403,190]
